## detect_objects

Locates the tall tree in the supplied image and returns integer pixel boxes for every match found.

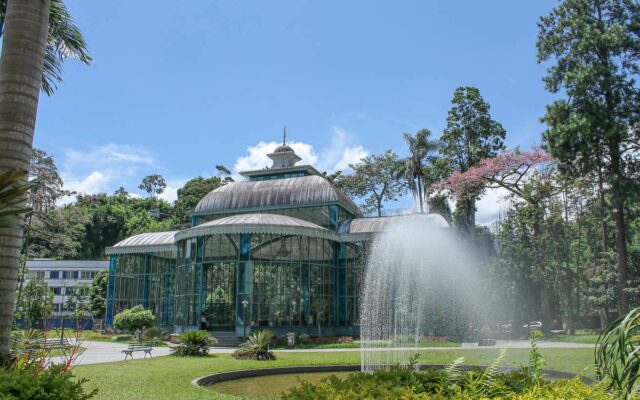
[139,174,167,198]
[175,176,225,224]
[89,270,108,319]
[0,0,51,359]
[28,148,67,214]
[335,151,407,216]
[403,129,440,213]
[441,86,506,235]
[435,148,556,331]
[0,0,91,95]
[538,0,640,314]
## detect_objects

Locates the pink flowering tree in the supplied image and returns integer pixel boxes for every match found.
[433,147,554,207]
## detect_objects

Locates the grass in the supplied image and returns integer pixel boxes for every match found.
[274,340,461,349]
[74,347,595,400]
[544,334,600,344]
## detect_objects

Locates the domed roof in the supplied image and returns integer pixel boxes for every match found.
[175,213,333,241]
[106,231,178,254]
[273,144,295,153]
[193,175,361,216]
[339,213,449,235]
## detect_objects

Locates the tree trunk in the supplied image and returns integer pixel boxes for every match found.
[612,197,628,315]
[609,148,628,316]
[539,281,553,335]
[417,176,424,213]
[566,274,575,335]
[597,165,608,253]
[0,0,50,359]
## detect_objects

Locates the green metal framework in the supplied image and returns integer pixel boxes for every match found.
[172,232,365,335]
[108,252,175,326]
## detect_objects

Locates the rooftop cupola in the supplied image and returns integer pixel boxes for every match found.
[267,127,301,168]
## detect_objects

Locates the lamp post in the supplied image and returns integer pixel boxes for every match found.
[242,299,249,339]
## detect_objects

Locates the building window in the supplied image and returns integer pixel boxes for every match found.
[62,271,79,279]
[49,271,59,279]
[29,271,45,279]
[80,271,96,280]
[51,287,62,295]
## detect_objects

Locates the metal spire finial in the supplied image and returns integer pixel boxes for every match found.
[283,126,287,145]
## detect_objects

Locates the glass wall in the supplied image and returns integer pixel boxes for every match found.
[109,251,175,326]
[174,232,364,334]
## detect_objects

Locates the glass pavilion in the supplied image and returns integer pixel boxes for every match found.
[105,142,447,336]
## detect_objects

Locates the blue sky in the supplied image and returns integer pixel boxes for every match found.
[34,0,559,222]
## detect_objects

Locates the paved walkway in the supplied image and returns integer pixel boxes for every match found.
[50,339,593,366]
[50,341,173,366]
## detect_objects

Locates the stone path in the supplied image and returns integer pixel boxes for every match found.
[50,339,593,366]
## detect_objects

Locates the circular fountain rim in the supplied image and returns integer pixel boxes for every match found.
[193,364,592,388]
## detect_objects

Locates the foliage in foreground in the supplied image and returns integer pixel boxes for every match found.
[172,330,216,357]
[596,307,640,399]
[284,334,604,399]
[112,305,155,333]
[0,363,97,400]
[282,367,605,400]
[233,329,276,360]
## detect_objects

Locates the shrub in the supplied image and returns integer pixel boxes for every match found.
[112,305,155,333]
[277,334,289,346]
[0,363,98,400]
[298,333,310,344]
[111,334,132,342]
[337,336,354,344]
[143,326,167,345]
[232,329,275,360]
[173,330,216,357]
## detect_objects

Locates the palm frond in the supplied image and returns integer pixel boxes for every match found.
[596,307,640,399]
[0,0,91,95]
[0,169,31,228]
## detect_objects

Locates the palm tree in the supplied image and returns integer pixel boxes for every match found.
[0,0,91,95]
[0,0,51,359]
[403,129,440,213]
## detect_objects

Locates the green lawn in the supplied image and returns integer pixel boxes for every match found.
[544,334,600,344]
[274,340,461,349]
[74,348,596,400]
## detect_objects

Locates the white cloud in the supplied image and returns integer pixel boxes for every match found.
[57,143,161,205]
[233,126,368,178]
[334,145,368,171]
[63,144,155,170]
[158,178,189,204]
[475,187,512,226]
[234,141,318,174]
[58,171,113,205]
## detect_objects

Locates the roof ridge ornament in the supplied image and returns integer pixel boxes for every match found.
[283,125,287,145]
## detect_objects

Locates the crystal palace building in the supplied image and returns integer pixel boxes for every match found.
[105,141,447,336]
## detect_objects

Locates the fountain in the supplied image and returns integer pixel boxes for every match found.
[360,214,486,372]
